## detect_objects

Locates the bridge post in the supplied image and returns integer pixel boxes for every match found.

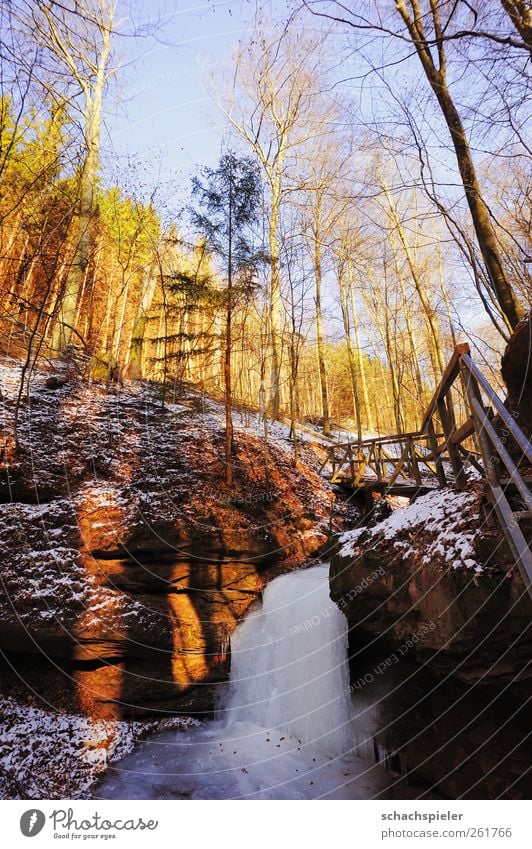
[374,443,383,482]
[348,444,355,484]
[462,366,502,492]
[427,419,447,486]
[437,397,466,489]
[408,436,422,486]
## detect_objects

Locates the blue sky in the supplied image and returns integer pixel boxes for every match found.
[95,0,517,343]
[102,1,262,201]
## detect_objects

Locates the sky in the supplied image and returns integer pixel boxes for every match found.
[102,1,268,202]
[95,0,520,345]
[100,0,461,214]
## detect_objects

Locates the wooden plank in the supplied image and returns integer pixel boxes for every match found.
[426,418,447,485]
[375,443,384,481]
[408,436,422,486]
[331,430,426,451]
[348,444,355,485]
[464,366,502,489]
[457,444,484,475]
[330,445,349,483]
[451,416,475,444]
[337,445,352,482]
[469,396,532,511]
[452,410,494,446]
[488,484,532,600]
[318,446,332,475]
[420,343,471,433]
[415,446,437,475]
[387,441,411,486]
[354,450,369,486]
[461,353,532,464]
[437,396,467,489]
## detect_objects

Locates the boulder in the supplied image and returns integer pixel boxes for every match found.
[501,310,532,440]
[329,488,532,685]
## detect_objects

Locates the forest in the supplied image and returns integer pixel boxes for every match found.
[1,0,529,453]
[0,0,531,811]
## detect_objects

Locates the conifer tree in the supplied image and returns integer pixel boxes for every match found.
[189,151,263,485]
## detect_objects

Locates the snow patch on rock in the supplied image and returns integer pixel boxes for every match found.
[0,696,198,799]
[338,488,483,572]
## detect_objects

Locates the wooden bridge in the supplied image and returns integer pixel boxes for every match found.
[319,343,532,598]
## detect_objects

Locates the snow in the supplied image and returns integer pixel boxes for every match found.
[0,357,338,799]
[338,488,484,572]
[0,695,198,799]
[0,494,153,632]
[232,410,384,462]
[337,527,367,557]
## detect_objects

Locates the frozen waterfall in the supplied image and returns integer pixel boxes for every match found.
[225,564,353,757]
[96,564,388,800]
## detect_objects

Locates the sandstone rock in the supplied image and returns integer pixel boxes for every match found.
[329,490,532,685]
[501,310,532,439]
[0,364,335,719]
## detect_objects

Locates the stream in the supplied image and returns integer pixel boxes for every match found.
[95,564,391,800]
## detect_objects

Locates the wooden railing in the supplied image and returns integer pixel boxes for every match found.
[319,431,446,492]
[319,343,532,597]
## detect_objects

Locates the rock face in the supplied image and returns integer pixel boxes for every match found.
[501,310,532,440]
[329,488,532,685]
[0,365,334,719]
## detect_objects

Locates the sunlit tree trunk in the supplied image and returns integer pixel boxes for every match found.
[127,266,158,377]
[268,180,282,419]
[395,0,524,329]
[348,268,375,434]
[392,243,424,402]
[313,221,331,437]
[338,259,362,441]
[382,180,445,381]
[44,2,115,353]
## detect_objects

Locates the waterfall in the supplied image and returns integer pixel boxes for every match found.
[226,564,353,757]
[96,564,388,800]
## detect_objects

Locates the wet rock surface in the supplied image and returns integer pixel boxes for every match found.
[349,649,532,800]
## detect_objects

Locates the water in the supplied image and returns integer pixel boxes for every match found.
[95,564,389,799]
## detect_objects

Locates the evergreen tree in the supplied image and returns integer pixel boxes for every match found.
[189,151,263,485]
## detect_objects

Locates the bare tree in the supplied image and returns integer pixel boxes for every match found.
[296,136,350,436]
[302,0,526,329]
[16,0,118,352]
[213,21,335,419]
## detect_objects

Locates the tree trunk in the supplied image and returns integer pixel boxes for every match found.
[52,23,112,353]
[112,274,130,367]
[395,0,524,329]
[348,270,375,433]
[224,183,234,486]
[382,179,446,380]
[338,262,362,441]
[501,1,532,52]
[314,234,331,437]
[127,267,158,377]
[393,247,425,402]
[268,183,282,420]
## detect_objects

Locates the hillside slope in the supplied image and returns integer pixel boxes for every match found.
[0,360,338,720]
